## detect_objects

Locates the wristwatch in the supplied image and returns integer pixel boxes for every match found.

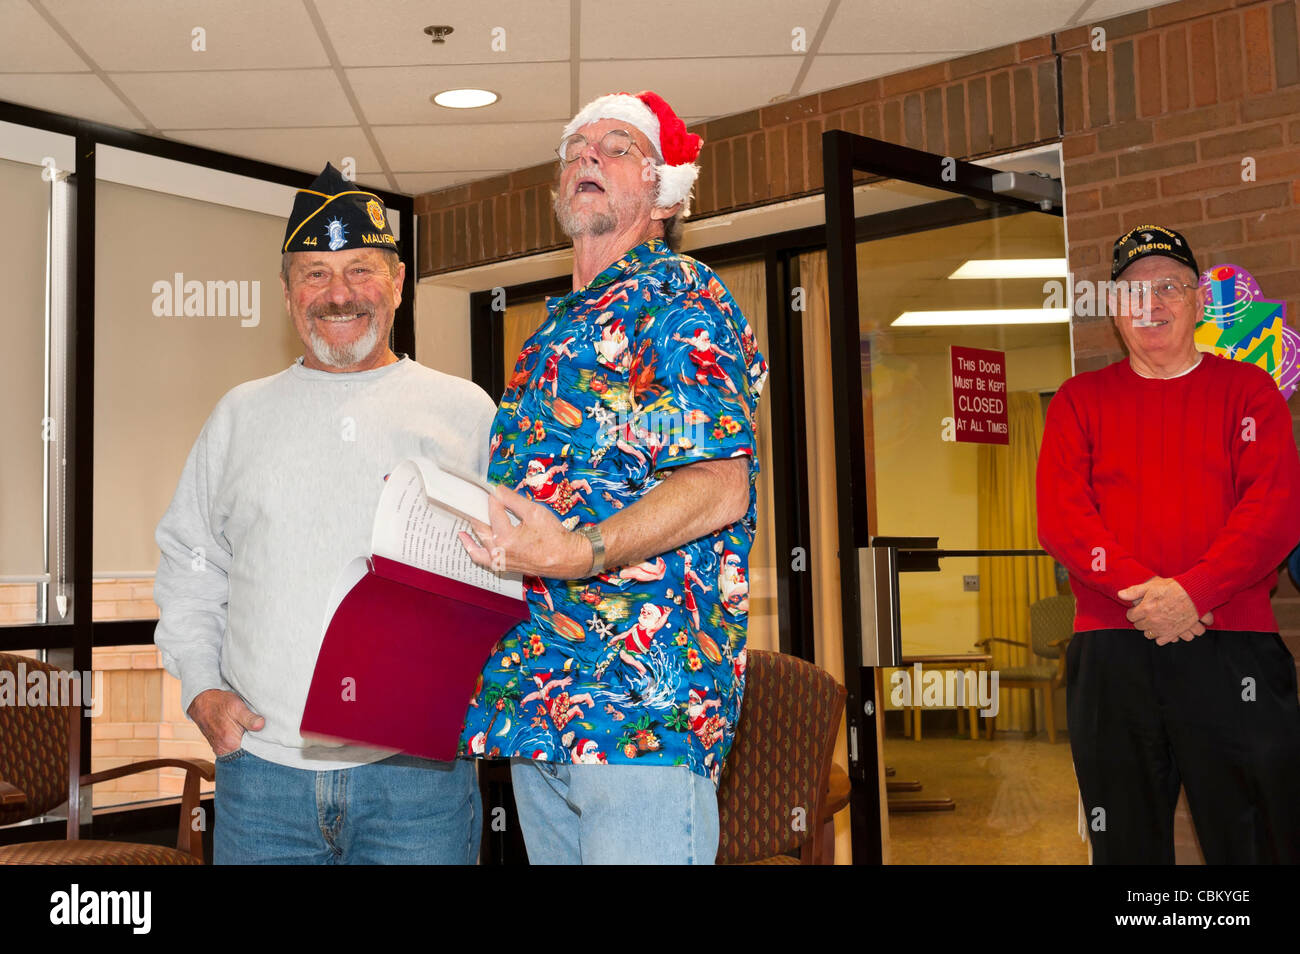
[575,524,605,577]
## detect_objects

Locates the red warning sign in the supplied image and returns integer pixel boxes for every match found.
[950,346,1008,445]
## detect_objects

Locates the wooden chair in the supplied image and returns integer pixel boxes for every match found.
[716,649,846,865]
[0,652,213,864]
[976,595,1074,743]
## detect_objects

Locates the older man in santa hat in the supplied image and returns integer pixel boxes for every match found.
[459,91,768,864]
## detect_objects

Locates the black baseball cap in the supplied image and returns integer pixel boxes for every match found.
[1111,225,1199,281]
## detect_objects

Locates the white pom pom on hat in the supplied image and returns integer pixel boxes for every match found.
[561,90,704,216]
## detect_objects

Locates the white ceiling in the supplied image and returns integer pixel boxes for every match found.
[1,0,1165,197]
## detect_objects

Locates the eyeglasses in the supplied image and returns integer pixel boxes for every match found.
[556,129,647,164]
[1130,278,1198,304]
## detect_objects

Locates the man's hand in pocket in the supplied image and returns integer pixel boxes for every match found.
[188,689,264,756]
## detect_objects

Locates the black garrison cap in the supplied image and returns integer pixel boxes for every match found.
[282,163,397,255]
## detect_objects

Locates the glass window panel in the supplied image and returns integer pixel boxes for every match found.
[92,174,301,618]
[90,643,214,809]
[0,139,72,626]
[0,157,49,586]
[860,209,1071,555]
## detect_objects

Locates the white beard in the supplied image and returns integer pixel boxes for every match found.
[555,197,617,238]
[308,318,381,368]
[553,182,651,240]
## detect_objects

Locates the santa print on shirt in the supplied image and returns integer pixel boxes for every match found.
[459,239,769,784]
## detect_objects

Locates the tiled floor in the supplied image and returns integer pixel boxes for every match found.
[884,734,1090,865]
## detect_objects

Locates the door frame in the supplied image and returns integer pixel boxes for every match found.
[820,130,1064,865]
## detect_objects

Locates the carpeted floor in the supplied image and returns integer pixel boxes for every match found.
[885,733,1089,864]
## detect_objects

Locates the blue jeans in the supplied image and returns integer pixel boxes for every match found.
[509,758,718,864]
[214,749,481,865]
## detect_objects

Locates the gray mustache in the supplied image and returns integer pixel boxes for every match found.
[308,303,374,319]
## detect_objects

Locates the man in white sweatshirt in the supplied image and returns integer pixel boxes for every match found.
[154,164,497,864]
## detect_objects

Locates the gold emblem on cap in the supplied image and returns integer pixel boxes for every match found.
[366,199,386,230]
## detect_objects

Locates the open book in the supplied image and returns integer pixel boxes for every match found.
[370,458,524,601]
[301,457,530,761]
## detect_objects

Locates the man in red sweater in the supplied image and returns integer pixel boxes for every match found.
[1037,224,1300,864]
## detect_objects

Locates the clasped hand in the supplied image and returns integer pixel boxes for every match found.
[1118,577,1213,645]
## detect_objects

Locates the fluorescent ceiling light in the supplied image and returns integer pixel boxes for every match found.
[948,258,1067,279]
[893,309,1070,326]
[432,88,498,109]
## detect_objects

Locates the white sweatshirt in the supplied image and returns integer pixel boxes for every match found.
[154,357,497,770]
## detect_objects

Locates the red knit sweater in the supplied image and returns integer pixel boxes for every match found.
[1037,352,1300,633]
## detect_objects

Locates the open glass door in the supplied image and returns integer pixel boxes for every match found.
[820,133,1071,864]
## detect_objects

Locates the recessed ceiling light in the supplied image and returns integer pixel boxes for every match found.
[432,88,498,109]
[948,258,1068,279]
[892,309,1070,326]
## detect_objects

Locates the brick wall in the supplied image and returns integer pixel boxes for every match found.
[1062,0,1300,371]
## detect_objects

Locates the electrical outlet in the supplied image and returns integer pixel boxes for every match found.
[963,575,979,592]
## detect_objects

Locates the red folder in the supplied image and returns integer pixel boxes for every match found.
[300,555,529,761]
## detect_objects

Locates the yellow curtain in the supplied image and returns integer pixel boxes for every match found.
[713,260,777,654]
[976,391,1057,733]
[501,298,550,382]
[798,250,855,864]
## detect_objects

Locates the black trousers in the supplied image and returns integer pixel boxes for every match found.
[1067,628,1300,864]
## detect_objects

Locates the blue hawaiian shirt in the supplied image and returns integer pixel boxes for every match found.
[460,238,768,784]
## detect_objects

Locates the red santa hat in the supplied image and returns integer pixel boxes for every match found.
[561,90,703,216]
[527,455,554,473]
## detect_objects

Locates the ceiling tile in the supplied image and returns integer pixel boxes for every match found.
[0,0,86,70]
[579,57,802,120]
[0,73,141,128]
[821,0,1080,53]
[42,0,328,70]
[393,171,510,195]
[580,0,831,57]
[112,69,354,129]
[347,62,571,126]
[372,122,560,173]
[801,52,959,96]
[162,127,379,174]
[1080,0,1174,21]
[352,171,395,191]
[315,0,570,66]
